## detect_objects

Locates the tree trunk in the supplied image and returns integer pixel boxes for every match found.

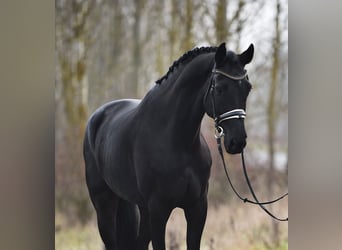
[130,0,144,97]
[215,0,228,43]
[267,0,281,246]
[215,0,246,46]
[56,0,95,224]
[168,0,178,62]
[234,0,246,51]
[182,0,194,51]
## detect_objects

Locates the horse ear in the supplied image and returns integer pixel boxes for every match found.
[239,43,254,65]
[215,42,227,67]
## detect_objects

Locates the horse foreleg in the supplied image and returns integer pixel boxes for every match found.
[148,199,172,250]
[137,206,151,250]
[184,197,208,250]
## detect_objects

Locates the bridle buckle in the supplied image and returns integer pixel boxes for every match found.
[214,126,224,139]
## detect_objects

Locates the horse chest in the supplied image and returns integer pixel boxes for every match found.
[135,151,211,207]
[178,166,209,205]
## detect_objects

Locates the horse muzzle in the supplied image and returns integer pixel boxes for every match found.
[224,135,247,154]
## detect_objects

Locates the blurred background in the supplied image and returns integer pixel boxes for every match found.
[55,0,288,249]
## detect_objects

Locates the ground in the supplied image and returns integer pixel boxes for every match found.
[55,201,288,250]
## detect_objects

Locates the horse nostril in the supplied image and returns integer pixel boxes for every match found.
[230,138,238,148]
[230,138,246,149]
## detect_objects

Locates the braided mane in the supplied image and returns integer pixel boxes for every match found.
[156,46,217,84]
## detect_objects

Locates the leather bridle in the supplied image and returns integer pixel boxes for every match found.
[203,69,247,126]
[204,67,288,222]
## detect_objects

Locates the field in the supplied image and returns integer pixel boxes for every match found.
[56,201,288,250]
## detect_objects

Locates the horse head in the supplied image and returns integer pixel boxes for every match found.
[204,42,254,154]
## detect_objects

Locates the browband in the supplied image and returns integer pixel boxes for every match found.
[212,69,247,81]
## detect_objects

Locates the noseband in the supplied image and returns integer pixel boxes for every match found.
[204,67,288,222]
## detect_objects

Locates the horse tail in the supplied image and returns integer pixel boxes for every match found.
[117,199,140,250]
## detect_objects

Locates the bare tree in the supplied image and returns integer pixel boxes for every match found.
[128,0,146,97]
[215,0,228,43]
[55,0,97,224]
[182,0,195,51]
[267,0,282,246]
[214,0,247,46]
[56,0,96,132]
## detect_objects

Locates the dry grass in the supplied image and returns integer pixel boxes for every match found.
[56,201,288,250]
[55,212,103,250]
[165,202,288,250]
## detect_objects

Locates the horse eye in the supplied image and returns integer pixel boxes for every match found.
[215,88,223,95]
[215,85,227,95]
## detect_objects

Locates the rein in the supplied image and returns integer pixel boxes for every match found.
[215,134,288,221]
[207,68,288,222]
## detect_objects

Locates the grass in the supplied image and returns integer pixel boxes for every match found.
[55,212,103,250]
[56,201,288,250]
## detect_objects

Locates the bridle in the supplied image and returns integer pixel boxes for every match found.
[204,69,247,133]
[203,68,248,139]
[204,67,288,222]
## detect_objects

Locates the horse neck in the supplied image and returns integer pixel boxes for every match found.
[146,53,215,147]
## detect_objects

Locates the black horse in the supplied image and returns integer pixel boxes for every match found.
[83,42,254,250]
